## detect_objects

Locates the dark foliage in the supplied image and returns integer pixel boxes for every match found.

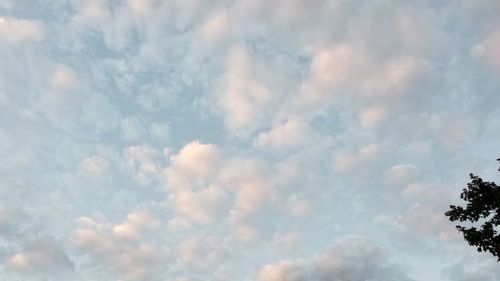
[445,159,500,261]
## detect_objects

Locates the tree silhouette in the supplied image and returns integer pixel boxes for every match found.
[445,159,500,260]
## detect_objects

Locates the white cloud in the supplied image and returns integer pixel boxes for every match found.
[443,254,500,281]
[271,231,300,248]
[218,46,274,136]
[177,235,226,269]
[231,178,273,219]
[50,65,77,91]
[287,196,312,217]
[8,253,30,269]
[298,44,369,107]
[360,56,426,97]
[72,212,169,281]
[428,114,475,149]
[113,210,161,240]
[0,17,44,43]
[4,239,74,273]
[473,30,500,69]
[80,155,109,175]
[173,185,229,224]
[253,119,320,152]
[0,0,13,10]
[384,164,417,186]
[72,0,112,28]
[150,122,170,143]
[1,1,499,280]
[127,0,155,18]
[217,157,277,222]
[332,144,379,174]
[164,141,222,191]
[358,105,387,129]
[0,206,75,278]
[233,223,259,242]
[378,203,458,242]
[123,144,161,186]
[298,47,427,114]
[200,9,231,44]
[256,236,413,281]
[121,116,147,141]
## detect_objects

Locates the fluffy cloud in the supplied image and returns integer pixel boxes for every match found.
[299,44,369,106]
[173,185,229,224]
[150,122,170,143]
[200,8,231,44]
[177,235,226,269]
[443,254,500,281]
[472,30,500,69]
[358,105,388,129]
[0,206,75,279]
[112,210,161,240]
[375,181,459,243]
[0,16,44,43]
[332,144,379,175]
[72,211,168,281]
[164,141,222,191]
[123,144,161,186]
[164,142,280,230]
[384,164,417,186]
[218,46,274,136]
[121,116,148,141]
[80,155,109,175]
[1,0,499,280]
[253,119,321,152]
[389,204,458,241]
[50,65,77,91]
[256,236,413,281]
[72,0,112,28]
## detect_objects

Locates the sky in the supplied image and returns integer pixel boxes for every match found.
[1,0,500,280]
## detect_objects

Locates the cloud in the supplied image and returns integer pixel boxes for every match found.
[177,235,226,269]
[173,185,229,224]
[0,16,44,43]
[80,155,109,175]
[123,144,162,186]
[384,164,417,186]
[299,44,369,106]
[127,0,155,18]
[121,116,148,141]
[218,46,274,137]
[0,206,76,279]
[112,210,161,240]
[375,180,460,243]
[332,144,379,175]
[392,204,458,241]
[360,56,427,97]
[443,254,500,281]
[164,141,222,191]
[72,211,168,281]
[217,157,277,222]
[1,0,499,280]
[200,8,231,44]
[72,0,112,28]
[472,30,500,69]
[358,105,388,129]
[253,119,321,152]
[3,239,74,272]
[50,65,77,91]
[255,236,413,281]
[150,122,170,143]
[164,142,280,229]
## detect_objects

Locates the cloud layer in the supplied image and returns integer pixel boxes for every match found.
[0,0,499,280]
